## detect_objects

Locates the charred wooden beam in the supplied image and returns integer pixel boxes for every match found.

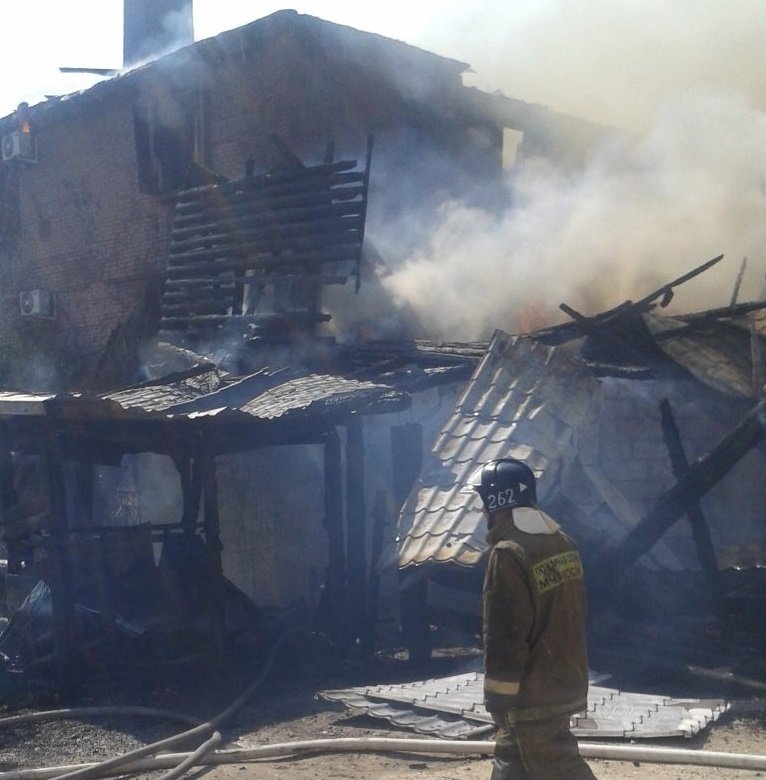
[363,489,387,654]
[175,455,203,533]
[165,248,360,277]
[177,159,359,200]
[173,186,364,227]
[319,429,346,640]
[604,399,766,583]
[551,255,727,347]
[161,302,232,317]
[199,433,225,663]
[46,432,78,698]
[630,254,724,311]
[168,223,364,260]
[175,170,365,210]
[345,416,367,644]
[654,299,766,341]
[163,273,348,295]
[659,399,729,635]
[159,311,332,330]
[172,200,366,239]
[169,206,365,248]
[355,134,374,292]
[559,301,655,372]
[730,256,748,306]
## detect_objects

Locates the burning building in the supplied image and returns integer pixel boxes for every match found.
[0,8,608,390]
[0,6,615,695]
[388,262,766,676]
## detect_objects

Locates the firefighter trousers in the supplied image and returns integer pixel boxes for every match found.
[490,712,596,779]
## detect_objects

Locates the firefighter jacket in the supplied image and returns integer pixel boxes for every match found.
[482,506,589,722]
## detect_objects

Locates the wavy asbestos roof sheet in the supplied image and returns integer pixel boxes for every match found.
[390,331,596,569]
[321,671,728,740]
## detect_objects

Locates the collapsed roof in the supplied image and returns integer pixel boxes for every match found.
[389,259,766,575]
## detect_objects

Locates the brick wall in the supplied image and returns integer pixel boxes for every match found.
[0,14,501,390]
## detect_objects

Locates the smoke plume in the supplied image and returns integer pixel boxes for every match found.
[383,91,766,341]
[419,0,766,134]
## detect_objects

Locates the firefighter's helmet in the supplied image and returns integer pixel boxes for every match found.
[466,458,537,514]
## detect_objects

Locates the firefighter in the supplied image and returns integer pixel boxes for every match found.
[467,458,596,779]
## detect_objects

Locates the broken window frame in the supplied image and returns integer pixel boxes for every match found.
[133,86,209,195]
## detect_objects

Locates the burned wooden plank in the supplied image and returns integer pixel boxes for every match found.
[167,232,362,264]
[162,287,238,304]
[630,254,724,311]
[653,299,766,341]
[160,300,233,316]
[171,200,366,241]
[605,399,766,582]
[558,301,656,371]
[730,256,748,306]
[165,247,361,277]
[549,256,727,348]
[199,432,225,664]
[168,214,366,253]
[46,432,79,699]
[176,159,358,199]
[163,273,348,293]
[175,171,366,211]
[172,185,365,225]
[159,311,332,330]
[319,429,346,639]
[659,398,729,635]
[345,416,367,643]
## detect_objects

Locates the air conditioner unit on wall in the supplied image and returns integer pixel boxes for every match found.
[2,130,36,162]
[19,289,55,318]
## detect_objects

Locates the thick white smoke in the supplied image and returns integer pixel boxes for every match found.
[383,91,766,341]
[420,0,766,134]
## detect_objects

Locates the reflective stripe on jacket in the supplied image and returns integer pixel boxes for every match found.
[482,510,589,721]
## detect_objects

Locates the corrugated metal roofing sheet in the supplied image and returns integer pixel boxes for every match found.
[103,367,228,412]
[321,671,728,740]
[0,366,416,428]
[239,374,394,419]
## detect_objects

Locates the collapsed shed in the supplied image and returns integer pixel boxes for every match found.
[388,261,766,676]
[0,335,482,698]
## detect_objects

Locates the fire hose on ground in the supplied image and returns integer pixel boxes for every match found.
[2,627,766,779]
[2,736,766,778]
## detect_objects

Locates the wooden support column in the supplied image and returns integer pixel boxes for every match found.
[345,416,367,643]
[605,399,766,586]
[199,433,226,665]
[46,432,78,699]
[319,429,346,638]
[363,489,387,654]
[175,455,203,534]
[0,421,19,571]
[391,423,430,663]
[659,399,730,637]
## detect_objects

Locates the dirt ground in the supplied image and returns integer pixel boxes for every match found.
[3,644,766,780]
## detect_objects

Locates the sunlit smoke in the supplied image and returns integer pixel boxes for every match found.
[383,91,766,341]
[421,0,766,134]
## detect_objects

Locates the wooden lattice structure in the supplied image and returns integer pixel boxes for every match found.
[161,142,372,337]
